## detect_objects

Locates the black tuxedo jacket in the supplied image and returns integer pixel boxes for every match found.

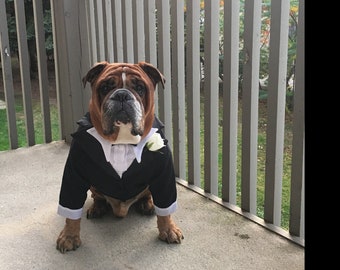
[58,112,177,216]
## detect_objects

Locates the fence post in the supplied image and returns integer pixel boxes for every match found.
[51,0,91,143]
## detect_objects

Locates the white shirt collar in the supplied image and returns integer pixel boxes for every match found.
[87,127,158,163]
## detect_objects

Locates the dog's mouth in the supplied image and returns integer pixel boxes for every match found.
[101,89,144,139]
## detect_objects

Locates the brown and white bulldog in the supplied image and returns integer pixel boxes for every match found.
[56,61,183,253]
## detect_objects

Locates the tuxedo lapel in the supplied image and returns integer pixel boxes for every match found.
[71,130,121,179]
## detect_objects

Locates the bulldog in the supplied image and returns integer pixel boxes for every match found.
[56,61,183,253]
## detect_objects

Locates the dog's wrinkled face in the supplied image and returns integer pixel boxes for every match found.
[82,62,165,143]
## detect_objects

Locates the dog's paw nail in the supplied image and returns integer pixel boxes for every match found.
[173,237,181,244]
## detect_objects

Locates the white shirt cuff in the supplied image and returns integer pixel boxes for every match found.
[154,201,178,216]
[57,204,83,220]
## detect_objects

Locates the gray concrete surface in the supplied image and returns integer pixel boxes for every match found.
[0,141,304,270]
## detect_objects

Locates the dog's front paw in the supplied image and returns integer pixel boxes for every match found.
[56,232,81,253]
[56,218,82,253]
[157,215,184,244]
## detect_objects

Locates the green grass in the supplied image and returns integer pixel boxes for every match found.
[0,98,60,151]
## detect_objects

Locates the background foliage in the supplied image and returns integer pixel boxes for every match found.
[195,0,299,111]
[5,0,53,74]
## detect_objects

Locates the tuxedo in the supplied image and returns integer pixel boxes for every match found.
[57,113,178,220]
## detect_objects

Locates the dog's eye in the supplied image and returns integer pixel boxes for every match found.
[100,81,116,96]
[135,84,146,97]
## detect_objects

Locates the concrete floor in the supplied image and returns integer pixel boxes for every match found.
[0,141,304,270]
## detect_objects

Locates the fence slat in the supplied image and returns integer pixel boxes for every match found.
[133,0,145,62]
[221,0,240,204]
[185,0,201,187]
[144,0,157,66]
[170,0,186,179]
[155,0,172,146]
[112,0,124,62]
[33,0,52,143]
[203,0,220,196]
[264,0,290,227]
[87,0,97,64]
[95,0,105,61]
[122,0,134,63]
[144,0,158,113]
[241,0,262,214]
[105,0,114,63]
[289,0,305,239]
[14,0,35,146]
[0,0,18,149]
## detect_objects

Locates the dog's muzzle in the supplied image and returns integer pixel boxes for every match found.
[101,88,144,136]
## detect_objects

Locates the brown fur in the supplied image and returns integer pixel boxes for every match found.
[56,62,183,253]
[56,218,81,253]
[157,215,183,243]
[84,61,165,142]
[87,186,154,218]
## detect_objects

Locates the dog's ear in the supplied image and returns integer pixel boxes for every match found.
[82,61,108,87]
[138,62,166,89]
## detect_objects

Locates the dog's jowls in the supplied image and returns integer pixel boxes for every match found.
[56,62,183,253]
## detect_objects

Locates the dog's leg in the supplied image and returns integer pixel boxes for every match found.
[87,187,111,218]
[157,215,184,244]
[56,218,81,253]
[134,190,155,215]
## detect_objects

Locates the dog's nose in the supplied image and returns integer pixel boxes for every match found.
[111,89,133,102]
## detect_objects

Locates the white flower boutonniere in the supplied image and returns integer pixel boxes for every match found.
[146,132,165,152]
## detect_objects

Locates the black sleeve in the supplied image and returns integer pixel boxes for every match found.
[58,139,91,210]
[148,144,177,209]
